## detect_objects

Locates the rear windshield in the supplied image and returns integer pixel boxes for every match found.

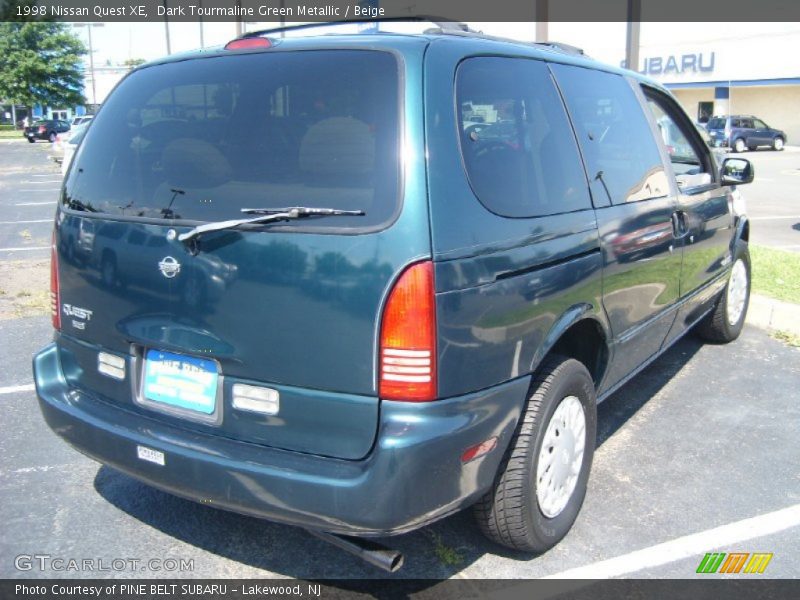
[707,117,726,129]
[63,50,400,230]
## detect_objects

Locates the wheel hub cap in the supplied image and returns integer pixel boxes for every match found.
[536,395,586,518]
[726,259,748,326]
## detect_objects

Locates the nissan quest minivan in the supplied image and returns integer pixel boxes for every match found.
[34,22,754,571]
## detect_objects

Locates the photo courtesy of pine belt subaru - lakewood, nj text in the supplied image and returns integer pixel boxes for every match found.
[33,22,755,572]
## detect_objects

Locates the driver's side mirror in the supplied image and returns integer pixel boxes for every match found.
[721,157,754,186]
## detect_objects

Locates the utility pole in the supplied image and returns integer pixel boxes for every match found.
[163,0,172,54]
[625,0,641,72]
[73,23,104,108]
[198,0,205,48]
[535,0,548,43]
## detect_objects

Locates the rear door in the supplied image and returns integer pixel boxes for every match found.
[551,65,681,392]
[55,43,431,459]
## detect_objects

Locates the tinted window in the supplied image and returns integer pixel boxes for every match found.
[551,64,668,204]
[646,96,708,177]
[707,117,726,129]
[63,51,400,230]
[753,119,768,129]
[740,119,754,128]
[456,57,591,217]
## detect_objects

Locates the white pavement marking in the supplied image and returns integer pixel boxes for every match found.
[0,219,52,224]
[0,383,35,395]
[749,215,800,220]
[0,246,50,252]
[21,180,62,184]
[15,201,57,205]
[18,191,59,194]
[544,503,800,579]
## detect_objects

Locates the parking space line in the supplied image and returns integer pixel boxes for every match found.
[18,191,59,194]
[749,215,800,220]
[0,383,35,395]
[21,180,62,184]
[15,201,56,206]
[543,503,800,579]
[0,219,52,224]
[0,246,50,252]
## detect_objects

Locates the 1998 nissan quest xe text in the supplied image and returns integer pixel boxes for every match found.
[33,22,754,571]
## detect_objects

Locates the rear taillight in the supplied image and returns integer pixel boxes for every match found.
[50,232,61,330]
[379,261,437,402]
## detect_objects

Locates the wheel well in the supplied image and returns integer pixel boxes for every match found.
[740,219,750,242]
[547,319,608,387]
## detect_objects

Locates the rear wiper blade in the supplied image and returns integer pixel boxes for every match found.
[240,206,365,217]
[178,206,364,245]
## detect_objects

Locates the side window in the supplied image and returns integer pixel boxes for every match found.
[753,119,768,129]
[741,119,754,129]
[645,94,708,177]
[550,64,668,204]
[456,57,591,217]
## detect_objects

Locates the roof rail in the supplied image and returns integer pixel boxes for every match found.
[236,18,584,57]
[239,16,471,39]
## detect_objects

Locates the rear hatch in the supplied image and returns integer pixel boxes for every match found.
[706,116,727,145]
[54,43,429,460]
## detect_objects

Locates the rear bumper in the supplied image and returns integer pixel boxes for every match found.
[34,343,529,536]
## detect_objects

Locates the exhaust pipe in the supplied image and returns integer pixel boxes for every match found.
[306,530,404,573]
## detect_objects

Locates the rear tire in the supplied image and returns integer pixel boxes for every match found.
[733,138,746,153]
[27,137,35,143]
[474,356,596,553]
[48,132,56,143]
[697,242,751,343]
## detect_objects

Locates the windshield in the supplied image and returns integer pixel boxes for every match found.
[63,50,400,230]
[707,117,726,129]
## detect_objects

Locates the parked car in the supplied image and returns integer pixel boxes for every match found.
[54,121,91,175]
[24,119,70,143]
[71,115,94,127]
[706,115,786,152]
[34,24,754,571]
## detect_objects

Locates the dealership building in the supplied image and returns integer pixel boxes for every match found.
[626,24,800,143]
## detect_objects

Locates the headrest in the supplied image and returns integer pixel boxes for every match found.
[162,138,233,188]
[298,117,375,178]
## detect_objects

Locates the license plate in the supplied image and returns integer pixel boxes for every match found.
[143,350,218,415]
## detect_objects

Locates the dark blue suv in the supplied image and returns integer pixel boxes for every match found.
[707,115,787,152]
[33,23,755,571]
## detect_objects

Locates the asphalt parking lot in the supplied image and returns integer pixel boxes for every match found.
[726,146,800,252]
[0,140,799,581]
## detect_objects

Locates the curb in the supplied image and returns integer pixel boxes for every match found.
[747,293,800,336]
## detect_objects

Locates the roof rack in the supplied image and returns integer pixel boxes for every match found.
[237,17,584,57]
[240,16,471,39]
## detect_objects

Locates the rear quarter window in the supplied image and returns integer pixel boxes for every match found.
[551,64,669,204]
[63,50,401,231]
[456,57,592,218]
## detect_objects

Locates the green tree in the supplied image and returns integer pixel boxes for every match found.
[123,58,146,69]
[0,22,86,113]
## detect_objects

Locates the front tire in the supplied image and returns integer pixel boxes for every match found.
[697,242,751,343]
[773,137,785,151]
[474,356,597,552]
[48,132,56,143]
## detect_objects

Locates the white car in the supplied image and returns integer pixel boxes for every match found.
[52,121,90,174]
